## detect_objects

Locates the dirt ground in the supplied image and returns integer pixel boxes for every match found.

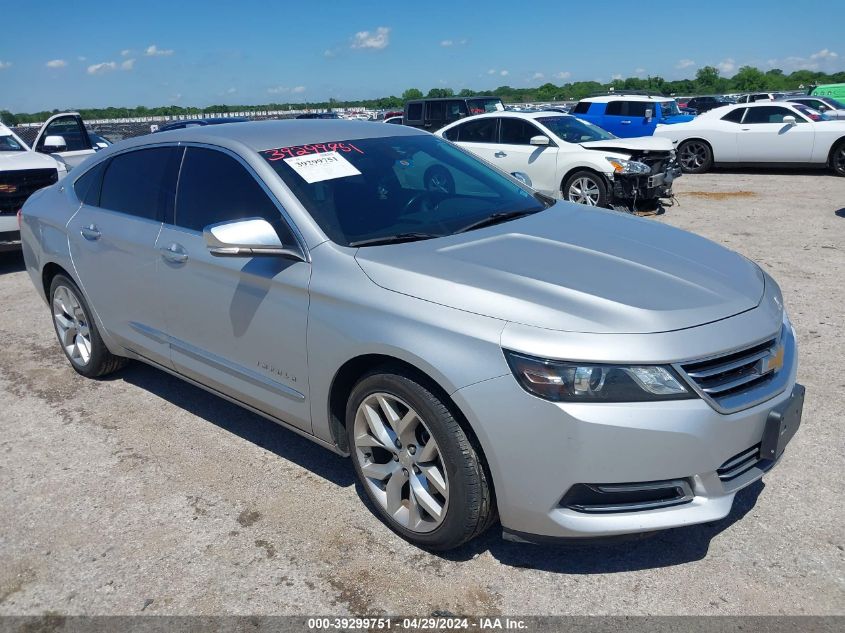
[0,171,843,616]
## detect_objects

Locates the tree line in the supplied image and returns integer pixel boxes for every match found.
[3,65,843,125]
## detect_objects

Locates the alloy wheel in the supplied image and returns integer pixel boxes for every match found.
[353,392,449,533]
[834,146,845,174]
[52,285,92,367]
[568,177,601,205]
[679,142,708,171]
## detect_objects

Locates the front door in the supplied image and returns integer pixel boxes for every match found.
[67,147,181,366]
[156,146,312,433]
[493,118,559,196]
[33,113,97,171]
[737,106,815,162]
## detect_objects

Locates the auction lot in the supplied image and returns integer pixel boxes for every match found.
[0,171,843,615]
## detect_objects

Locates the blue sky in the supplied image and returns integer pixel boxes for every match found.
[1,0,843,112]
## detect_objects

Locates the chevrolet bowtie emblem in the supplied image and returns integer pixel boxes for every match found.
[760,344,785,375]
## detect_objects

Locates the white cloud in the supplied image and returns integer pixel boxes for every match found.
[121,49,131,57]
[121,58,135,71]
[77,56,87,62]
[458,38,468,45]
[46,59,67,68]
[532,72,544,80]
[226,87,237,94]
[0,60,10,69]
[324,49,336,58]
[87,61,117,75]
[611,73,623,80]
[810,48,838,60]
[635,67,646,75]
[717,58,736,74]
[350,26,390,50]
[487,68,496,75]
[675,59,696,69]
[554,71,571,80]
[292,86,306,93]
[145,44,174,57]
[499,70,509,77]
[440,40,453,47]
[267,86,290,94]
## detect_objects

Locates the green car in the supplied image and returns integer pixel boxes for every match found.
[812,83,845,100]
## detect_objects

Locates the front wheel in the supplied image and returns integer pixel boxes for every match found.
[562,170,608,207]
[347,369,495,550]
[49,274,127,378]
[830,140,845,177]
[677,140,713,174]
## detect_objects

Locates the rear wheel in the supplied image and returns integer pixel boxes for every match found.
[563,171,608,207]
[830,140,845,177]
[49,275,127,378]
[677,139,713,174]
[347,369,494,550]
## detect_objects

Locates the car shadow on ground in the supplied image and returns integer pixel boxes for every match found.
[117,362,354,488]
[439,479,765,573]
[0,251,25,274]
[117,360,765,573]
[709,167,832,177]
[835,208,845,218]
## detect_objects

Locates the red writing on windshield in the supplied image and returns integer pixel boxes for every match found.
[262,142,365,161]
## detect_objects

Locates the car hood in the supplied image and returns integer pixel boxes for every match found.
[579,136,675,154]
[0,150,59,170]
[354,204,764,334]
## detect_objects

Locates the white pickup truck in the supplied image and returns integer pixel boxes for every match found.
[1,113,99,251]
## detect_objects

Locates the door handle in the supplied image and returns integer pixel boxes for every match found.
[80,224,101,241]
[494,151,507,158]
[159,243,188,264]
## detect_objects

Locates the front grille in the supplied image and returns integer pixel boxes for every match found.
[680,336,780,403]
[0,168,58,214]
[717,444,763,482]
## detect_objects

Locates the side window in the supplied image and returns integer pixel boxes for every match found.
[175,148,289,237]
[445,100,468,118]
[571,102,590,114]
[37,116,91,152]
[721,108,746,123]
[99,147,180,221]
[406,103,423,121]
[73,160,108,206]
[455,118,497,143]
[426,101,446,121]
[604,101,623,116]
[743,106,798,124]
[442,125,460,141]
[625,101,651,117]
[499,118,543,145]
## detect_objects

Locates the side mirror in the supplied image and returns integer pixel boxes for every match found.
[783,115,797,126]
[645,108,654,120]
[529,135,550,146]
[42,135,67,153]
[203,218,304,260]
[511,172,533,187]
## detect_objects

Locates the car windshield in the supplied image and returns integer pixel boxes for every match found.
[0,134,25,151]
[659,100,682,117]
[536,115,615,143]
[261,134,547,247]
[467,98,504,115]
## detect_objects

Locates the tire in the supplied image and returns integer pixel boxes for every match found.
[562,170,609,207]
[830,140,845,177]
[346,368,495,550]
[677,139,713,174]
[49,274,127,378]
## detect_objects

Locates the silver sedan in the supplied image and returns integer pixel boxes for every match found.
[20,120,803,549]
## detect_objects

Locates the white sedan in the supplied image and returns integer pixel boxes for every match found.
[436,111,680,211]
[654,101,845,176]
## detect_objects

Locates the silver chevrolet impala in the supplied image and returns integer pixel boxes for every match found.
[20,120,804,550]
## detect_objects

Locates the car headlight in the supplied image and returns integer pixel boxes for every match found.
[504,350,694,402]
[605,157,651,175]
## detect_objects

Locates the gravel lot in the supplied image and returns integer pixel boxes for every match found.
[0,171,843,616]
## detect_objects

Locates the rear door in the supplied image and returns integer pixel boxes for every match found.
[601,101,655,137]
[737,106,815,162]
[444,117,500,164]
[155,146,312,432]
[33,114,97,171]
[67,146,181,366]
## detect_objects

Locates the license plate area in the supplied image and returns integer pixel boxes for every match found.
[760,384,805,460]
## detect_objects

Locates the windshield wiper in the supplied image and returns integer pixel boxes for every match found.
[348,232,442,247]
[454,209,540,234]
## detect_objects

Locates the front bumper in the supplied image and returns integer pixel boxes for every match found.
[0,229,21,252]
[608,161,682,210]
[452,333,799,540]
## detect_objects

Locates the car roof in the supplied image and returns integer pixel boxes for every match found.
[106,119,428,155]
[580,95,668,103]
[441,110,571,124]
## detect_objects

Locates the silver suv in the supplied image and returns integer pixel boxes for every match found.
[20,120,803,550]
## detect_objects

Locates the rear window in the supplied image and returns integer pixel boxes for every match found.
[721,108,746,123]
[571,102,591,114]
[73,160,107,206]
[426,101,446,121]
[451,118,497,143]
[466,98,504,115]
[406,102,423,121]
[605,101,652,117]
